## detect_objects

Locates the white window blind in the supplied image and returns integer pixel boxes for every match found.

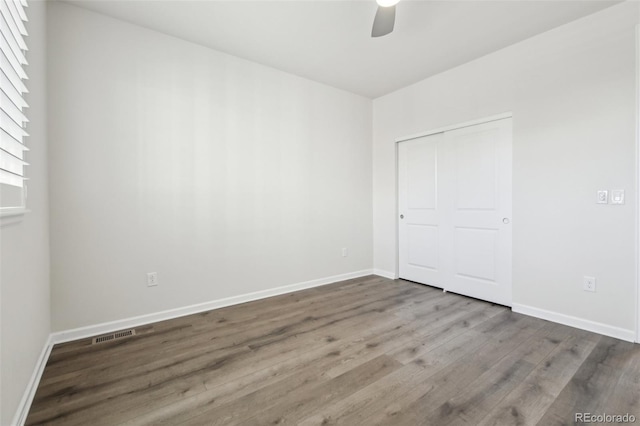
[0,0,28,214]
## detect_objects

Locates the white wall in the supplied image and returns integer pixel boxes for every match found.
[47,2,373,331]
[373,3,639,335]
[0,1,50,424]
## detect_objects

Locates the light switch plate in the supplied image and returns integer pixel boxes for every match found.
[611,189,625,205]
[596,190,608,204]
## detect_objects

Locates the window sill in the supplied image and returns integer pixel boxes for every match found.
[0,208,30,226]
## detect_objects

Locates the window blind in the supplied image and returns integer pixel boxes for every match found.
[0,0,28,211]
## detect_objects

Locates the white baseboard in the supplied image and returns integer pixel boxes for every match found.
[373,269,396,280]
[12,335,53,426]
[50,269,374,345]
[512,303,636,343]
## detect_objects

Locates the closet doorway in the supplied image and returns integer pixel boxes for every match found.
[397,116,512,306]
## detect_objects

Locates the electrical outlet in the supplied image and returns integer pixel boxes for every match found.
[611,190,625,205]
[583,276,596,292]
[147,272,158,287]
[342,248,348,257]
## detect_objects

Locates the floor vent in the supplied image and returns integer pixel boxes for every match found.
[92,329,136,345]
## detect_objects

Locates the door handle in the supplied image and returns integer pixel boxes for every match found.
[400,214,404,219]
[502,218,510,224]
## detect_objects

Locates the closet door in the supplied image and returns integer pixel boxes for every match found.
[442,118,512,306]
[398,133,445,288]
[398,118,512,306]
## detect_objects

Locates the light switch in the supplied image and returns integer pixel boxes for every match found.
[596,190,608,204]
[611,190,625,205]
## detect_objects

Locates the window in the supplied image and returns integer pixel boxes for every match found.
[0,0,28,217]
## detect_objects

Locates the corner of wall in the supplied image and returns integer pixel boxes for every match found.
[1,0,52,424]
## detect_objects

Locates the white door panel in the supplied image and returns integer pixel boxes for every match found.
[407,143,437,210]
[407,224,439,270]
[453,131,498,211]
[454,227,497,282]
[445,119,512,305]
[398,134,443,287]
[398,118,512,306]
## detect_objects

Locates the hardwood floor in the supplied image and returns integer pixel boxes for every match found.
[26,276,640,425]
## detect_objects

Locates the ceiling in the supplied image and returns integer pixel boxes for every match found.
[64,0,619,98]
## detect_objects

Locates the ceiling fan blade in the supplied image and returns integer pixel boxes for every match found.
[371,5,396,38]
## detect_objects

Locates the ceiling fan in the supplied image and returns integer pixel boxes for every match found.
[371,0,400,38]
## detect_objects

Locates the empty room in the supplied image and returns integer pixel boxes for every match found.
[1,0,640,424]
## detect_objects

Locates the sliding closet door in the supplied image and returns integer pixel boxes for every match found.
[442,119,512,306]
[398,118,512,306]
[398,133,445,288]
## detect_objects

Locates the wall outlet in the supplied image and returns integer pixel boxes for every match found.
[147,272,158,287]
[583,276,596,292]
[611,189,625,205]
[341,248,348,257]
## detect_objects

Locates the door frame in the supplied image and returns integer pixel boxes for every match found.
[394,112,513,281]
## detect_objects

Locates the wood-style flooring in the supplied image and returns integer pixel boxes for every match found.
[26,276,640,425]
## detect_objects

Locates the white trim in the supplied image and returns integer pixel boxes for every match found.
[0,214,27,227]
[512,303,635,343]
[50,269,374,344]
[394,140,400,280]
[0,208,29,228]
[373,269,397,279]
[11,335,53,426]
[395,112,513,143]
[0,207,29,218]
[635,24,640,344]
